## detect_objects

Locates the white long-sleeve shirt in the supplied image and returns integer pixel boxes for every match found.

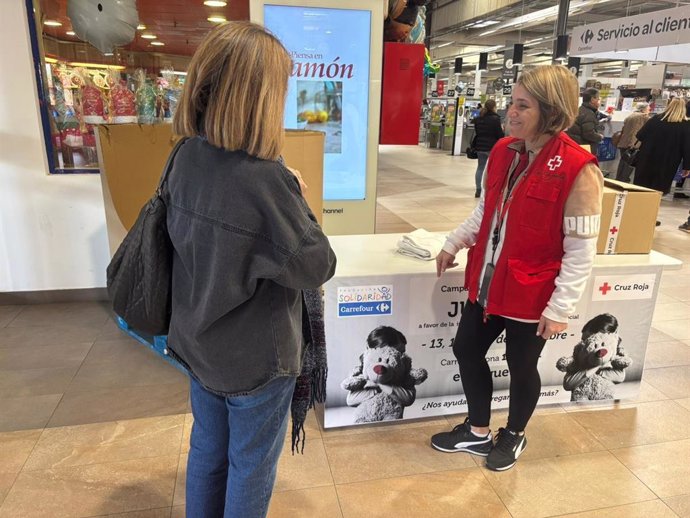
[443,142,604,323]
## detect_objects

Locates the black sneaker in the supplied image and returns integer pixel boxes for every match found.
[680,222,690,233]
[486,428,526,471]
[430,417,493,456]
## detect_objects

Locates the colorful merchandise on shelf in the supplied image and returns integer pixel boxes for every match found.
[160,69,182,122]
[110,71,137,124]
[79,69,107,125]
[134,69,157,124]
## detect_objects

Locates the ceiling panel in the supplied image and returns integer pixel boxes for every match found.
[38,0,250,57]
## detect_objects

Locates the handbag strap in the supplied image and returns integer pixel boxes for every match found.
[156,137,188,194]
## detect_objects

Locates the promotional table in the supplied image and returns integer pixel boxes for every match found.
[323,233,682,428]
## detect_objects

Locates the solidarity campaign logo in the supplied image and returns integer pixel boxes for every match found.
[338,285,393,317]
[580,29,594,44]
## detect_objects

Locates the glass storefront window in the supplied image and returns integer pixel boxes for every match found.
[25,0,244,174]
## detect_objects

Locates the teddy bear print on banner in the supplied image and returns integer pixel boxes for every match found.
[556,313,633,401]
[341,326,428,423]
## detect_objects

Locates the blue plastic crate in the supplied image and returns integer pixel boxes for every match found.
[115,317,188,375]
[597,137,616,162]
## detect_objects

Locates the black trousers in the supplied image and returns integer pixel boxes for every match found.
[452,301,547,431]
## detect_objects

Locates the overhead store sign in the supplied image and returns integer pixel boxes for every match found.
[571,4,690,54]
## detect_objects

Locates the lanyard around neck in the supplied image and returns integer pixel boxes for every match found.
[490,151,530,258]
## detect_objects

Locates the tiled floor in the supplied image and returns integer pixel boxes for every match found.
[1,145,689,517]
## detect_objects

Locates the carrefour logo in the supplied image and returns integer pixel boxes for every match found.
[581,28,594,44]
[338,285,393,317]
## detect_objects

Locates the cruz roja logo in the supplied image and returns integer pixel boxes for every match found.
[581,28,594,44]
[547,155,563,171]
[593,274,656,301]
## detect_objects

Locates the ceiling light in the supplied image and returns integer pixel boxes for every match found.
[204,1,227,6]
[45,57,58,63]
[103,52,114,56]
[473,20,500,28]
[207,15,227,23]
[477,0,611,37]
[66,30,76,36]
[137,24,146,30]
[151,41,165,46]
[44,20,62,27]
[69,61,125,70]
[141,34,157,39]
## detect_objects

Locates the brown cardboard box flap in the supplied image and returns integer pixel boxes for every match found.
[603,178,659,193]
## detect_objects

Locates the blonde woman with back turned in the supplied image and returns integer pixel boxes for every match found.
[633,97,690,194]
[166,22,336,518]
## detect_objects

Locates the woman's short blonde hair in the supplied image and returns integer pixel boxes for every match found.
[660,98,688,123]
[173,21,291,161]
[516,65,579,135]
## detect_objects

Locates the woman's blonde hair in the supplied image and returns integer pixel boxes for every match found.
[516,65,579,135]
[660,98,688,123]
[173,21,291,161]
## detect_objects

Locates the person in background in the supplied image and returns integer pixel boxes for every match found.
[615,102,651,183]
[167,21,336,518]
[503,102,513,137]
[633,97,690,196]
[430,65,603,471]
[680,207,690,232]
[675,100,690,199]
[566,88,604,156]
[472,99,505,198]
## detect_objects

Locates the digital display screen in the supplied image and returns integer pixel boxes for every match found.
[264,5,371,200]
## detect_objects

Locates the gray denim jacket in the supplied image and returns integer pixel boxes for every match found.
[165,137,336,395]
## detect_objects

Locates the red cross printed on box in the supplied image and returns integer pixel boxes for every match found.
[598,282,612,295]
[547,155,563,171]
[610,226,619,235]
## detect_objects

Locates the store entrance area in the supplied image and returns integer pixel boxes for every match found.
[0,145,689,517]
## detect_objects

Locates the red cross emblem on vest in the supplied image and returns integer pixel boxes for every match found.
[610,226,619,235]
[547,155,563,171]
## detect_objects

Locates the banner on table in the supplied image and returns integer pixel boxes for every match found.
[323,265,662,428]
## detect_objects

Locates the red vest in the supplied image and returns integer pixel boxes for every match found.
[465,132,597,320]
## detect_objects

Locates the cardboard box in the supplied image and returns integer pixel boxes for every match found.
[97,125,325,256]
[281,130,325,224]
[597,179,661,255]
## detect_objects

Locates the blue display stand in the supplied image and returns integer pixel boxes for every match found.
[115,316,188,374]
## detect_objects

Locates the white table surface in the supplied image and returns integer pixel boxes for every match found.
[328,233,683,278]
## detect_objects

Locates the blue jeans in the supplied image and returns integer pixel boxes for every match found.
[186,375,296,518]
[475,151,490,193]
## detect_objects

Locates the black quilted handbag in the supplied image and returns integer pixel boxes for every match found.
[106,138,186,336]
[620,146,640,167]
